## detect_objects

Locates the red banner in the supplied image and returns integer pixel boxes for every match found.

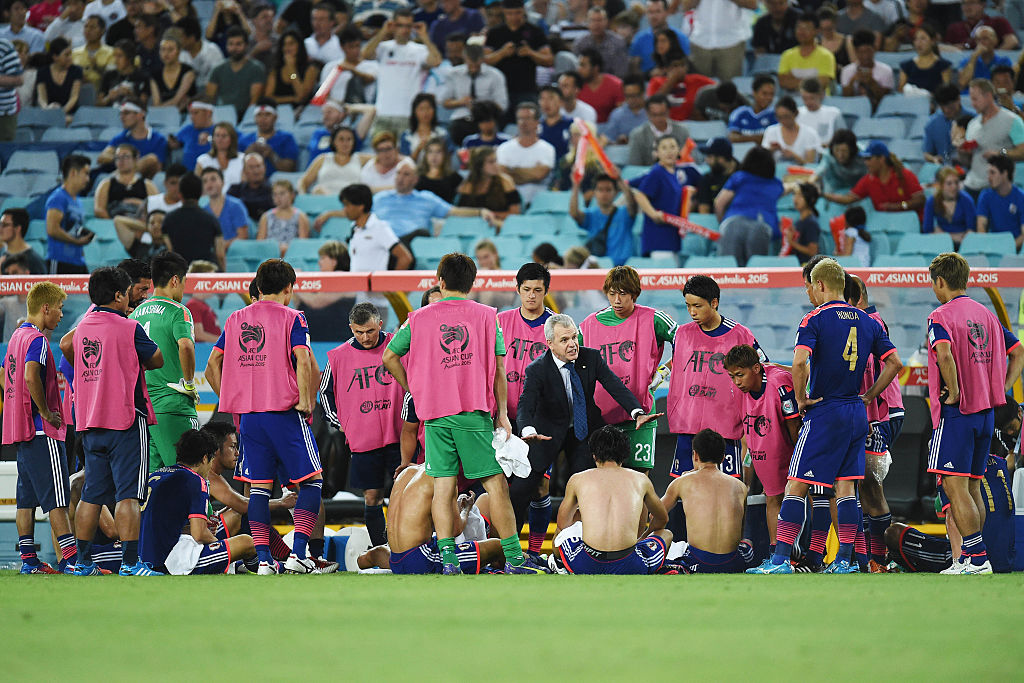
[663,213,720,241]
[310,65,342,106]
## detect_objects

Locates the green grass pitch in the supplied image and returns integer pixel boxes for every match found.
[3,572,1023,680]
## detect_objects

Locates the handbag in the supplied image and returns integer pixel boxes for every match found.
[585,207,617,257]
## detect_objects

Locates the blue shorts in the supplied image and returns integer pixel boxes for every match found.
[234,436,293,488]
[16,435,70,513]
[928,406,993,479]
[558,535,667,575]
[349,443,401,491]
[671,434,741,478]
[389,538,483,575]
[889,414,904,442]
[678,541,755,574]
[91,541,122,572]
[866,420,892,456]
[190,539,231,575]
[788,401,867,488]
[238,410,321,486]
[81,415,149,504]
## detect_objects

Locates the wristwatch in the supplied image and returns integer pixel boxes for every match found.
[900,201,908,210]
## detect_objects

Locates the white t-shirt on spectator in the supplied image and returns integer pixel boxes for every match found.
[318,58,379,103]
[83,0,125,25]
[305,34,344,65]
[761,123,822,163]
[797,105,843,149]
[147,193,182,214]
[844,226,871,266]
[496,137,557,207]
[349,213,399,272]
[839,61,895,90]
[361,159,399,189]
[373,40,429,118]
[563,100,597,124]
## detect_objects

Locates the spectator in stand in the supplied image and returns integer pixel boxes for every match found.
[97,98,168,179]
[200,167,248,247]
[361,130,405,192]
[293,240,355,339]
[497,101,557,207]
[400,92,450,162]
[440,43,507,145]
[923,166,976,246]
[206,27,267,119]
[98,40,150,106]
[777,12,835,92]
[925,83,973,165]
[864,0,902,32]
[836,0,887,48]
[113,162,184,258]
[684,0,754,81]
[553,120,605,196]
[977,155,1024,250]
[265,30,318,108]
[627,94,690,166]
[305,100,375,161]
[631,134,683,258]
[72,16,113,92]
[164,173,224,269]
[629,0,687,76]
[752,0,798,55]
[0,208,46,274]
[957,79,1024,200]
[813,129,867,193]
[149,34,197,111]
[837,205,872,266]
[692,80,749,122]
[714,145,785,265]
[36,38,82,124]
[825,140,925,218]
[797,78,841,151]
[227,153,274,222]
[257,179,310,256]
[576,48,623,124]
[485,0,553,111]
[304,2,343,63]
[899,23,951,92]
[104,0,141,46]
[94,144,158,222]
[761,95,820,165]
[604,75,646,143]
[840,29,894,110]
[531,241,564,268]
[462,99,511,149]
[339,184,414,309]
[43,0,86,48]
[456,147,522,228]
[247,3,278,71]
[195,121,243,187]
[474,238,502,270]
[27,0,62,31]
[558,70,597,123]
[785,181,820,265]
[816,6,849,71]
[0,0,45,54]
[945,0,1019,50]
[300,125,364,196]
[274,0,313,38]
[550,0,589,44]
[168,0,199,25]
[169,99,214,171]
[957,26,1012,92]
[991,65,1024,119]
[573,7,627,80]
[237,99,300,174]
[184,260,222,341]
[538,85,573,159]
[177,16,224,90]
[882,0,929,51]
[45,154,93,274]
[316,27,377,106]
[12,40,33,113]
[696,137,738,214]
[728,73,777,144]
[132,13,162,80]
[205,0,252,52]
[569,172,636,267]
[648,26,684,78]
[416,137,463,203]
[646,52,714,122]
[430,0,485,56]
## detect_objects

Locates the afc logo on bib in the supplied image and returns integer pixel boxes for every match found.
[439,323,474,369]
[238,322,266,354]
[599,340,635,366]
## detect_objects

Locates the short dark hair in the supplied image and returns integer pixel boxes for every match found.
[723,344,760,370]
[151,252,188,288]
[682,274,720,305]
[852,29,875,48]
[739,145,776,180]
[255,258,296,295]
[393,7,414,20]
[2,252,31,274]
[776,95,798,114]
[471,99,501,123]
[86,14,106,29]
[200,420,237,451]
[802,253,829,283]
[579,47,603,70]
[48,36,69,56]
[339,183,373,212]
[114,38,136,60]
[225,25,248,42]
[176,15,201,39]
[349,302,381,325]
[991,65,1015,80]
[715,80,739,104]
[2,208,29,238]
[590,425,628,464]
[117,258,151,284]
[692,428,725,464]
[623,74,644,90]
[338,26,362,44]
[988,154,1015,180]
[539,84,562,99]
[532,242,563,266]
[800,77,821,94]
[88,266,132,305]
[752,73,775,92]
[60,153,90,179]
[797,11,817,26]
[164,162,187,180]
[844,205,867,227]
[645,93,669,110]
[603,265,641,299]
[515,262,550,290]
[179,172,202,200]
[437,253,477,293]
[559,70,583,88]
[420,285,441,307]
[248,275,260,300]
[593,173,616,188]
[934,83,960,105]
[843,272,861,305]
[175,428,217,467]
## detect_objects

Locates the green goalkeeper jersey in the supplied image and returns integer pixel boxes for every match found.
[130,295,196,415]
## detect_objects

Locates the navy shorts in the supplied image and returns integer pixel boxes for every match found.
[678,541,756,574]
[234,435,292,487]
[190,539,232,575]
[389,538,483,574]
[81,415,149,504]
[889,414,904,443]
[16,435,70,513]
[866,420,892,457]
[671,433,741,478]
[928,406,993,479]
[349,443,401,491]
[91,541,122,572]
[239,410,321,486]
[558,535,667,575]
[788,401,867,488]
[891,525,953,573]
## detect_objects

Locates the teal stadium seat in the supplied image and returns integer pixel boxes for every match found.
[685,255,738,268]
[959,232,1016,263]
[318,217,353,240]
[226,239,279,272]
[875,210,920,235]
[526,190,579,214]
[874,254,928,267]
[746,255,800,268]
[294,194,339,217]
[283,238,327,271]
[896,233,954,258]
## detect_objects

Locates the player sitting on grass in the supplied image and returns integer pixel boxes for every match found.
[356,464,507,574]
[139,429,257,575]
[68,471,118,574]
[551,425,671,575]
[660,428,756,573]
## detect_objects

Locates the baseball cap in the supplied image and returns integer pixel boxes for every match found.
[699,136,733,159]
[860,140,890,158]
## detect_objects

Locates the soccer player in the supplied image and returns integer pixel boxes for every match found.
[2,282,76,573]
[724,344,800,562]
[205,259,324,575]
[924,252,1024,574]
[68,471,119,573]
[579,266,677,473]
[750,258,902,574]
[319,303,405,547]
[140,429,257,574]
[130,252,200,472]
[551,425,670,575]
[660,428,756,573]
[497,262,553,558]
[668,274,764,479]
[61,266,165,576]
[117,257,153,313]
[382,252,545,574]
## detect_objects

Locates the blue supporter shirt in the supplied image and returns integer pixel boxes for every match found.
[957,54,1013,92]
[795,300,895,405]
[924,108,974,164]
[139,464,209,571]
[175,123,214,170]
[629,28,690,74]
[540,116,573,160]
[727,105,777,136]
[238,130,299,175]
[634,163,682,255]
[200,194,250,241]
[110,127,168,164]
[44,186,85,266]
[372,189,452,238]
[722,170,785,236]
[307,127,364,162]
[583,205,634,266]
[977,186,1024,237]
[922,191,977,235]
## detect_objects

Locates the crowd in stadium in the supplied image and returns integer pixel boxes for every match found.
[6,0,1024,277]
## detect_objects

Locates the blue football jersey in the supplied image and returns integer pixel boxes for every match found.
[140,465,209,569]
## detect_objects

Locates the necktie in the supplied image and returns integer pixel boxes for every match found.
[469,73,477,100]
[566,361,587,441]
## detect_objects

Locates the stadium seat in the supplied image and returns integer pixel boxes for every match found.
[283,238,327,271]
[532,233,583,255]
[681,232,713,257]
[874,254,928,267]
[490,235,527,259]
[620,165,647,180]
[875,94,930,120]
[225,239,279,272]
[526,190,578,214]
[83,239,126,268]
[318,217,353,240]
[732,76,754,94]
[441,215,491,239]
[685,120,727,143]
[70,106,121,131]
[906,115,927,141]
[298,105,323,125]
[500,214,542,238]
[40,128,94,143]
[604,144,629,166]
[960,232,1016,262]
[999,254,1024,267]
[869,231,892,260]
[750,53,780,73]
[732,141,756,161]
[294,194,339,217]
[853,118,904,141]
[895,233,954,258]
[831,255,862,268]
[148,106,182,132]
[964,254,989,268]
[630,255,677,268]
[0,196,31,213]
[411,236,463,263]
[18,106,65,134]
[746,255,800,268]
[917,162,941,185]
[888,139,924,163]
[824,96,871,125]
[875,210,920,235]
[685,255,738,268]
[4,150,59,176]
[212,105,238,125]
[84,218,117,242]
[0,174,34,198]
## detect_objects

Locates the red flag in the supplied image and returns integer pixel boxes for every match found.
[571,134,588,185]
[662,213,719,241]
[829,214,846,253]
[311,65,343,106]
[679,137,696,163]
[779,216,794,256]
[575,118,617,177]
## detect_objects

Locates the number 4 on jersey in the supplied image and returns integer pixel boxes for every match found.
[842,328,858,371]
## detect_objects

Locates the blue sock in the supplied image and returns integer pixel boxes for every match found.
[773,496,806,565]
[76,538,93,564]
[961,531,989,566]
[528,495,551,553]
[248,488,273,564]
[19,535,39,565]
[122,540,138,566]
[807,497,830,566]
[364,503,386,546]
[868,513,891,562]
[836,496,859,562]
[292,481,322,560]
[309,537,325,560]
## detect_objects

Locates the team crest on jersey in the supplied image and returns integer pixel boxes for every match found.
[238,322,266,354]
[5,353,14,386]
[744,413,771,437]
[966,320,988,349]
[81,337,102,369]
[439,323,469,354]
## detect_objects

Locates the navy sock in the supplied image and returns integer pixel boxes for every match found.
[807,497,830,566]
[773,496,806,565]
[292,481,322,560]
[364,503,386,546]
[528,495,551,553]
[248,488,273,564]
[309,537,324,560]
[19,535,39,565]
[76,538,93,564]
[868,513,891,562]
[239,513,251,535]
[961,531,989,566]
[836,496,859,562]
[122,539,139,567]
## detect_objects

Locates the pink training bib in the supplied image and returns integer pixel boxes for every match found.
[326,333,405,452]
[3,325,66,443]
[497,308,549,421]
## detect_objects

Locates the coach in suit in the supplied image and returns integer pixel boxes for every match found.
[509,313,662,527]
